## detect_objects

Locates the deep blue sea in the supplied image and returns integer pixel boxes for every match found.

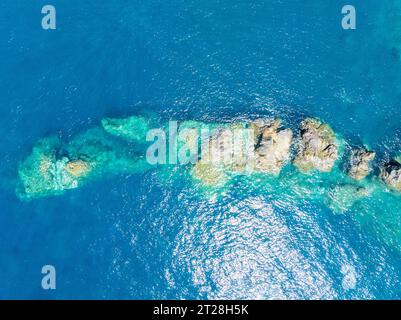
[1,0,401,299]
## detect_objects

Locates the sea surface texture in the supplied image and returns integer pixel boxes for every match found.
[1,0,401,299]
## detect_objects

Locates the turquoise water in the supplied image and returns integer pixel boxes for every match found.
[1,0,401,299]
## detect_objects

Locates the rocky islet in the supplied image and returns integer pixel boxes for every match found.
[16,114,401,200]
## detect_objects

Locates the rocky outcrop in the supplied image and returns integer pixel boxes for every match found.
[18,138,84,198]
[191,123,251,186]
[191,119,293,185]
[17,127,151,200]
[293,118,338,173]
[64,159,91,177]
[252,119,292,175]
[380,160,401,192]
[347,149,376,180]
[18,113,401,200]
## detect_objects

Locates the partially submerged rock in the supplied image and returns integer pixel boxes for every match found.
[17,113,401,201]
[17,137,91,198]
[326,184,370,214]
[191,162,228,186]
[252,119,293,175]
[293,118,338,173]
[64,160,92,178]
[190,123,252,186]
[380,160,401,192]
[249,118,276,140]
[347,149,375,180]
[17,128,151,200]
[190,118,293,186]
[101,115,150,141]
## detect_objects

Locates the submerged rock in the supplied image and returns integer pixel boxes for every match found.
[380,160,401,192]
[252,119,293,175]
[327,184,370,214]
[347,149,375,180]
[17,127,151,200]
[293,118,338,173]
[191,162,228,186]
[17,137,90,198]
[101,115,150,141]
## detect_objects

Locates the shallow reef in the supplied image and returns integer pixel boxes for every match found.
[101,115,151,142]
[16,113,401,250]
[17,113,401,199]
[17,121,151,200]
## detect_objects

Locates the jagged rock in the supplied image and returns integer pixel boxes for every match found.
[347,149,375,180]
[190,122,255,185]
[191,119,293,185]
[250,118,277,140]
[201,124,253,170]
[293,118,338,173]
[252,119,293,175]
[190,126,233,186]
[380,160,401,192]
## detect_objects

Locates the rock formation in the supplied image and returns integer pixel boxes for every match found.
[252,119,293,175]
[380,160,401,192]
[293,118,338,173]
[17,120,151,200]
[191,123,251,186]
[17,138,86,198]
[190,118,293,185]
[347,149,376,180]
[17,113,401,201]
[64,159,92,178]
